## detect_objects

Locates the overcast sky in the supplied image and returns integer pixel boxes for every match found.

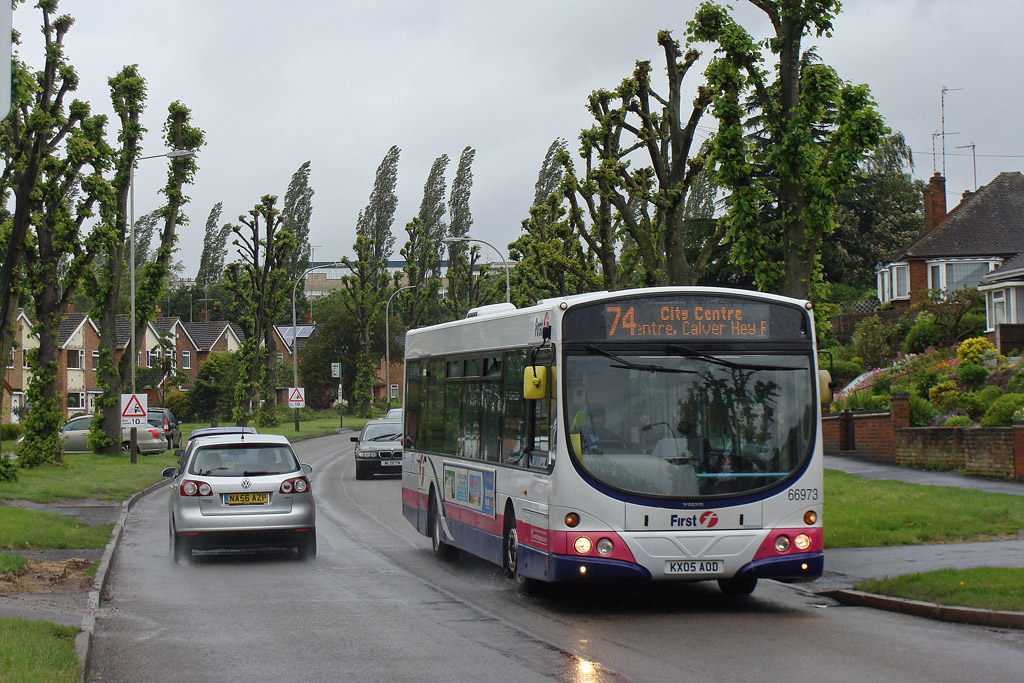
[11,0,1024,278]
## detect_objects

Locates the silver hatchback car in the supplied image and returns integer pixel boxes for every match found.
[162,433,316,561]
[60,414,167,455]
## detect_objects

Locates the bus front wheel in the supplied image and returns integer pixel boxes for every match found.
[430,490,458,561]
[503,509,544,595]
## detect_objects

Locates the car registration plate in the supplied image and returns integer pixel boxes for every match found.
[381,459,402,466]
[225,492,269,505]
[665,560,722,575]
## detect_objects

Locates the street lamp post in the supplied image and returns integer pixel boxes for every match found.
[385,285,415,411]
[442,236,510,304]
[291,262,341,431]
[130,148,195,394]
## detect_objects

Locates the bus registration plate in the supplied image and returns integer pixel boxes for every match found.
[665,560,722,575]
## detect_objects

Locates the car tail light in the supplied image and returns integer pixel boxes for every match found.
[180,480,212,496]
[148,429,161,439]
[280,476,311,494]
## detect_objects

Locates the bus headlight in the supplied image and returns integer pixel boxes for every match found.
[794,533,811,551]
[574,537,592,554]
[774,535,791,553]
[596,538,614,556]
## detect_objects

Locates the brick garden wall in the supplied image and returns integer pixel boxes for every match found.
[823,395,1024,480]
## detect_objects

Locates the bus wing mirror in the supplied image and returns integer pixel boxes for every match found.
[524,366,547,400]
[818,369,834,405]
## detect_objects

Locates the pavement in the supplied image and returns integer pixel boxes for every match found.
[1,453,1023,680]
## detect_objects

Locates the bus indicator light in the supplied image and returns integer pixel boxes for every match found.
[565,512,580,527]
[804,510,817,525]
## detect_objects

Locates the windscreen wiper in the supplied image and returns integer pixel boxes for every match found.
[667,344,803,371]
[585,344,695,374]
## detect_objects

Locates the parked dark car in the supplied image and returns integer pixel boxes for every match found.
[147,408,181,450]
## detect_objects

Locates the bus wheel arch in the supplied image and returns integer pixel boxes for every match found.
[503,503,544,594]
[718,577,757,596]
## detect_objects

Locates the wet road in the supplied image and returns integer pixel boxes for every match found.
[89,433,1024,682]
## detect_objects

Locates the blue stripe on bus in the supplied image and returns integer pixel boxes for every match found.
[734,551,824,583]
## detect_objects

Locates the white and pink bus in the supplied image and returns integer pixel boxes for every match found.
[401,287,831,594]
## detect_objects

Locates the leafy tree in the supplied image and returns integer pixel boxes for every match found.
[299,291,360,410]
[911,288,986,347]
[444,147,484,317]
[400,154,449,328]
[225,195,297,427]
[509,138,597,304]
[1,2,89,456]
[189,350,241,422]
[343,146,401,416]
[281,161,314,282]
[823,133,923,288]
[687,0,887,300]
[196,201,231,289]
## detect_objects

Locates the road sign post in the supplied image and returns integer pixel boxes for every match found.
[120,394,148,465]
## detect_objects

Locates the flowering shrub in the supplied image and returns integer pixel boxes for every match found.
[956,336,996,364]
[942,415,975,427]
[980,394,1024,427]
[1014,406,1024,424]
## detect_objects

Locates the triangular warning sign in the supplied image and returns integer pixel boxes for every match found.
[122,395,147,418]
[288,388,304,401]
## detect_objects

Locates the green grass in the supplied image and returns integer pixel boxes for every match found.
[0,451,179,503]
[0,617,80,682]
[823,469,1024,548]
[0,507,113,549]
[180,416,366,443]
[857,567,1024,612]
[0,551,28,572]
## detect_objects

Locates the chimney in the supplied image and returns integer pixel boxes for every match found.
[922,173,947,232]
[199,304,209,323]
[303,309,312,325]
[65,299,74,314]
[155,303,162,318]
[962,189,974,202]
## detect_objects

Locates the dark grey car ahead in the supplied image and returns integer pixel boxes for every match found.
[350,419,403,479]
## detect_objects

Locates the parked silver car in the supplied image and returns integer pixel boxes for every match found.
[60,414,166,455]
[350,419,403,479]
[162,433,316,561]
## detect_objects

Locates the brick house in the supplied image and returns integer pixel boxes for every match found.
[1,310,37,424]
[876,172,1024,310]
[57,313,102,415]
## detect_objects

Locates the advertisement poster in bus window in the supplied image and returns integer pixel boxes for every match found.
[443,463,495,517]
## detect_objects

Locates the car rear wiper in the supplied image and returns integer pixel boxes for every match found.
[667,344,804,371]
[242,471,271,476]
[584,344,694,374]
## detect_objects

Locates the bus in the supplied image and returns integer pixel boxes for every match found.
[401,287,831,595]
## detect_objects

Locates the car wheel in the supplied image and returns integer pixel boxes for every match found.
[121,442,131,453]
[429,490,458,561]
[503,508,544,595]
[718,577,757,596]
[172,521,191,563]
[298,532,317,560]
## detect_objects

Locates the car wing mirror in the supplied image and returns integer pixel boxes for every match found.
[161,467,176,478]
[301,463,312,474]
[350,436,359,442]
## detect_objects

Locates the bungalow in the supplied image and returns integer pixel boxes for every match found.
[876,172,1024,310]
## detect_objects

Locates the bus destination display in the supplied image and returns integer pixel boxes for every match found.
[605,301,772,340]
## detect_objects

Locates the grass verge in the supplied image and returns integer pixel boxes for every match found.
[0,617,80,682]
[856,567,1024,612]
[823,469,1024,548]
[0,507,113,549]
[0,551,28,572]
[0,451,179,503]
[180,416,368,443]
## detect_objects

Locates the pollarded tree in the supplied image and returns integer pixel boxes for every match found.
[563,30,718,289]
[687,0,887,300]
[444,147,484,317]
[87,89,203,453]
[0,3,89,443]
[225,195,297,427]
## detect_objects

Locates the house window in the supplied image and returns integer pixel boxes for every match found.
[166,349,176,368]
[929,264,942,290]
[946,262,990,292]
[148,349,161,367]
[67,349,84,370]
[6,348,12,369]
[67,392,84,409]
[182,350,191,370]
[92,350,100,371]
[989,290,1008,331]
[22,350,29,369]
[894,265,909,299]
